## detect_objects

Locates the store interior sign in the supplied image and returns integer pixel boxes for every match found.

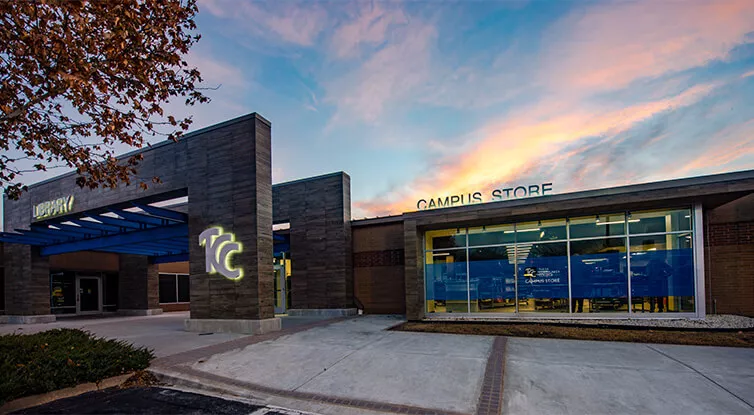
[416,183,553,210]
[199,227,244,281]
[33,195,75,220]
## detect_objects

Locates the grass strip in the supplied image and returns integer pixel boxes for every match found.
[394,322,754,348]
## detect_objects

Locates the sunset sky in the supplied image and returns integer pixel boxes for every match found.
[11,0,754,219]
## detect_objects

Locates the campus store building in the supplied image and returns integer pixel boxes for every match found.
[351,170,754,320]
[1,112,753,328]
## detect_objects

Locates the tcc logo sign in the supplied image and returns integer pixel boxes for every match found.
[199,227,244,281]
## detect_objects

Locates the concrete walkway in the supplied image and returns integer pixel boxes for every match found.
[6,313,754,414]
[504,337,754,414]
[0,312,331,357]
[154,315,497,415]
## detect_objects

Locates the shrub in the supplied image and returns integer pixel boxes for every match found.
[0,329,154,404]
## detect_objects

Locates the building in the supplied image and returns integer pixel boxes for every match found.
[2,113,753,332]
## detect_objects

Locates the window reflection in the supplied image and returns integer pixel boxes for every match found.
[468,224,515,246]
[630,234,695,313]
[516,219,567,243]
[629,209,692,234]
[570,238,628,313]
[425,229,466,250]
[425,249,467,313]
[570,214,625,239]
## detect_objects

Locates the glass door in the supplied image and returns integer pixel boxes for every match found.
[273,264,286,314]
[76,275,102,314]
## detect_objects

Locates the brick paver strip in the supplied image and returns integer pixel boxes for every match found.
[476,336,507,415]
[153,317,350,368]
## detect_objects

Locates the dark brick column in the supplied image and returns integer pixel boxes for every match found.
[117,254,161,315]
[272,172,355,316]
[404,220,425,320]
[185,114,278,334]
[3,244,54,323]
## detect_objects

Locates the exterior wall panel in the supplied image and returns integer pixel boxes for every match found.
[352,222,405,314]
[273,172,352,309]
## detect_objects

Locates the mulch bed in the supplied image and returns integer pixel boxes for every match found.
[393,321,754,348]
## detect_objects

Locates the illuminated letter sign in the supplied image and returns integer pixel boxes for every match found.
[199,227,244,280]
[33,195,75,220]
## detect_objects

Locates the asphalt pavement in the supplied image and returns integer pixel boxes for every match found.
[14,387,266,414]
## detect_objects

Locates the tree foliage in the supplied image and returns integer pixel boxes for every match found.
[0,0,208,200]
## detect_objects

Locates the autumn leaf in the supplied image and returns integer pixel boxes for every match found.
[0,0,209,200]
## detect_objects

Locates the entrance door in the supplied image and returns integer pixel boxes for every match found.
[273,264,286,314]
[76,276,101,314]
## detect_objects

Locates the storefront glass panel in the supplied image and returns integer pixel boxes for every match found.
[570,238,628,313]
[50,272,76,315]
[570,214,625,239]
[630,234,695,313]
[516,242,569,313]
[468,245,516,313]
[422,206,696,317]
[516,219,567,243]
[425,249,467,313]
[159,274,178,303]
[425,229,466,250]
[629,209,692,234]
[468,224,515,246]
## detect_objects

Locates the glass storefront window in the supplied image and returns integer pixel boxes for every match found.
[570,238,628,313]
[468,224,515,246]
[425,228,466,250]
[468,245,516,313]
[159,274,178,303]
[516,219,567,243]
[569,214,625,239]
[422,206,696,316]
[50,272,76,315]
[425,249,467,313]
[629,234,694,313]
[628,209,692,234]
[517,242,569,312]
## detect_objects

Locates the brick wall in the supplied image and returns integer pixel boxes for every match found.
[706,219,754,317]
[352,222,405,314]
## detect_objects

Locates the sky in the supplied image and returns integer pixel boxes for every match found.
[9,0,754,219]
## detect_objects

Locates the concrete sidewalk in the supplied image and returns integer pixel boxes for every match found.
[504,337,754,414]
[0,312,332,357]
[152,315,502,415]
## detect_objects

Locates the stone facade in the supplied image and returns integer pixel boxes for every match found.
[118,254,160,313]
[186,114,274,323]
[272,172,353,310]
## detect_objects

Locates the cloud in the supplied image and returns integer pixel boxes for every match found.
[324,21,437,124]
[199,0,329,46]
[330,2,408,59]
[543,0,754,93]
[354,84,718,216]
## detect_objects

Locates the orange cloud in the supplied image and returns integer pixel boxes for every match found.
[543,0,754,92]
[354,84,716,217]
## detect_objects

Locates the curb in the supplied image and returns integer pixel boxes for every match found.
[0,373,133,414]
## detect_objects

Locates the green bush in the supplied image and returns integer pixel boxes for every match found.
[0,329,154,404]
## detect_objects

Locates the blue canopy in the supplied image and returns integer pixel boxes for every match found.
[0,202,189,264]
